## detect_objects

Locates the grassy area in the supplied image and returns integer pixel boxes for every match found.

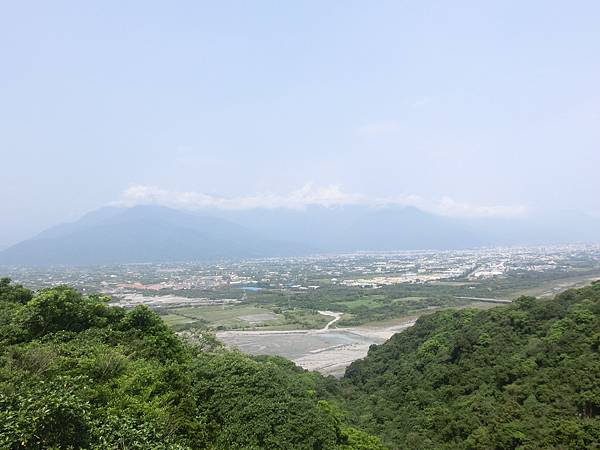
[165,305,279,330]
[160,314,198,327]
[335,297,384,309]
[509,272,600,298]
[173,305,271,321]
[154,270,600,331]
[392,296,426,303]
[282,309,331,329]
[160,304,331,331]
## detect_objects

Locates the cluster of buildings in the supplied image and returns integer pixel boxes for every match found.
[5,244,600,295]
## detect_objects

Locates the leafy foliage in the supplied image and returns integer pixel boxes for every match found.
[342,282,600,449]
[0,279,383,449]
[3,276,598,448]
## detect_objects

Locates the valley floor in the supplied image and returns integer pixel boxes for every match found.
[217,315,416,376]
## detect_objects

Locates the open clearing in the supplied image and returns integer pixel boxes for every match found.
[161,304,330,330]
[335,297,385,309]
[218,313,416,377]
[161,314,198,327]
[165,305,283,329]
[238,313,278,324]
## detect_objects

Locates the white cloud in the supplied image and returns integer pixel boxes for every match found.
[434,196,528,219]
[112,183,527,219]
[113,183,366,211]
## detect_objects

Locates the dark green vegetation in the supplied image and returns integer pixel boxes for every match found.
[0,278,383,449]
[342,281,600,449]
[2,276,600,449]
[152,267,600,331]
[154,284,481,331]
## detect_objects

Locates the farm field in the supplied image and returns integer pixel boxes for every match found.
[159,304,331,331]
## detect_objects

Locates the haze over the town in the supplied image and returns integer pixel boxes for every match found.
[1,1,600,248]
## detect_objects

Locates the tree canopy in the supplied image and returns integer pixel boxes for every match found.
[341,282,600,449]
[2,276,599,448]
[0,279,383,449]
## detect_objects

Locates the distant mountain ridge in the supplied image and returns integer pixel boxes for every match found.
[1,204,599,266]
[0,206,309,266]
[212,205,483,251]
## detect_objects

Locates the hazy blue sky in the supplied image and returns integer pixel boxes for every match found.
[1,1,599,247]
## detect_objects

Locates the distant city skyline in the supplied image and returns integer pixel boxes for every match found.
[1,1,599,247]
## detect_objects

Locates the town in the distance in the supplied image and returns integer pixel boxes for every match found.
[7,243,599,376]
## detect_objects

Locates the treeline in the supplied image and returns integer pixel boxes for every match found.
[0,277,383,449]
[341,281,600,448]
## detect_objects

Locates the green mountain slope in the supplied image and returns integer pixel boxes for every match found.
[342,282,600,449]
[0,278,383,449]
[2,276,599,449]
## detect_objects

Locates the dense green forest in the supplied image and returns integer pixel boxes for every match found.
[0,278,382,449]
[1,277,599,449]
[342,281,600,449]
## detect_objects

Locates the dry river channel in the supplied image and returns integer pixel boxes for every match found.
[217,312,416,377]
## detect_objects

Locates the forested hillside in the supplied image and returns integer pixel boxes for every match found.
[2,277,599,449]
[0,278,382,449]
[342,282,600,449]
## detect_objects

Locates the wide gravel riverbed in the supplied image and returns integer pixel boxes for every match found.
[217,315,415,377]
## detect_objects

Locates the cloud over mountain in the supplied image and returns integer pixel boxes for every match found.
[113,184,527,219]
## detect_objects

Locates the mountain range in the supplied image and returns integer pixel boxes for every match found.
[0,204,599,266]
